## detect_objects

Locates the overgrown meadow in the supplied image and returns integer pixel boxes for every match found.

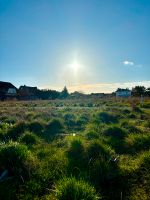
[0,98,150,200]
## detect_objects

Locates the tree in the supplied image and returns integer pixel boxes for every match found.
[145,87,150,97]
[60,86,69,99]
[36,89,60,100]
[132,86,146,96]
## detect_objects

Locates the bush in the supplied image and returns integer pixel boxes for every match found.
[103,126,127,139]
[128,187,149,200]
[67,138,88,172]
[121,121,141,133]
[28,121,45,136]
[0,141,32,177]
[23,150,68,198]
[87,140,114,160]
[64,114,76,129]
[88,157,113,188]
[95,112,118,124]
[133,106,143,113]
[7,121,27,140]
[143,120,150,128]
[46,119,64,137]
[54,177,100,200]
[122,109,131,114]
[129,113,136,119]
[85,131,99,140]
[125,151,150,199]
[20,132,38,146]
[87,102,93,107]
[143,102,150,108]
[0,123,11,141]
[68,139,84,157]
[125,134,150,154]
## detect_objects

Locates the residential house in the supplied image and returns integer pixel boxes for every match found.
[0,81,17,100]
[18,85,38,100]
[116,88,131,97]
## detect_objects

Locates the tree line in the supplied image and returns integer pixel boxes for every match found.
[131,86,150,97]
[36,86,150,100]
[36,86,69,100]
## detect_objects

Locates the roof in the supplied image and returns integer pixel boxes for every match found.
[19,85,37,90]
[116,88,131,92]
[19,85,37,95]
[0,81,17,90]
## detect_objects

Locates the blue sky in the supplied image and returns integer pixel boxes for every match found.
[0,0,150,93]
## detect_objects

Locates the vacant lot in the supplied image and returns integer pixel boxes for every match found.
[0,98,150,200]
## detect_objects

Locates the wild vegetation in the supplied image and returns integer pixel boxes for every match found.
[0,97,150,200]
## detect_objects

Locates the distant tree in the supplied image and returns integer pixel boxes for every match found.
[36,89,60,100]
[70,91,85,99]
[145,87,150,97]
[60,86,69,99]
[132,86,146,96]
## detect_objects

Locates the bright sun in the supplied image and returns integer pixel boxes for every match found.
[70,60,81,72]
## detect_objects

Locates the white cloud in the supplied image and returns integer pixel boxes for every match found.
[123,60,134,66]
[122,60,143,68]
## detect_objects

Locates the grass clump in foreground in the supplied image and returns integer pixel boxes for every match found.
[0,141,35,181]
[54,177,100,200]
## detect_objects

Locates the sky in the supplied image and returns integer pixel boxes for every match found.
[0,0,150,93]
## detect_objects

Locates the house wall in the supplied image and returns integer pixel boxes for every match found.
[116,91,131,97]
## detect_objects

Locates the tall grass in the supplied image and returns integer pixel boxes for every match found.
[54,177,100,200]
[0,98,149,199]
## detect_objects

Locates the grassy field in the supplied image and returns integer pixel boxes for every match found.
[0,98,150,200]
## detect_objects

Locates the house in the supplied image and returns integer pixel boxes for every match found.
[18,85,38,100]
[116,88,131,98]
[0,81,17,100]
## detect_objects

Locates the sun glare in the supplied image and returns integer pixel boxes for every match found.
[70,60,81,72]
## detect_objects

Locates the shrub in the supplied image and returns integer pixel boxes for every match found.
[0,141,32,177]
[68,139,84,156]
[88,157,112,187]
[0,123,11,141]
[95,112,118,124]
[87,140,114,160]
[125,134,150,154]
[54,177,100,200]
[122,109,131,114]
[143,120,150,128]
[124,151,150,200]
[24,150,68,197]
[87,102,93,107]
[28,121,45,136]
[121,121,141,133]
[143,102,150,108]
[103,126,127,139]
[67,138,88,172]
[46,119,64,136]
[7,121,27,140]
[129,113,136,119]
[20,132,38,146]
[128,187,149,200]
[133,106,143,113]
[85,131,99,140]
[64,114,76,129]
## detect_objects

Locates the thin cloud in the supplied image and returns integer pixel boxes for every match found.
[122,60,142,68]
[40,81,150,94]
[123,60,134,66]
